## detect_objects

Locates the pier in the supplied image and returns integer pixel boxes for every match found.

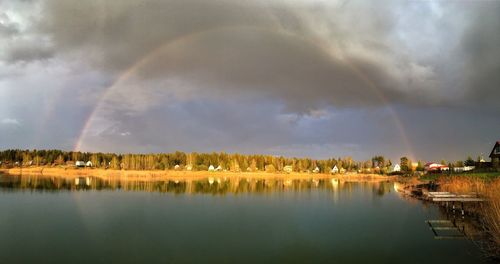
[425,191,485,202]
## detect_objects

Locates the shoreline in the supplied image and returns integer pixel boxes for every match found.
[0,166,392,181]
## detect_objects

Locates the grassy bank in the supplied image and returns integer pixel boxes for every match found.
[0,166,391,181]
[437,176,500,256]
[420,171,500,182]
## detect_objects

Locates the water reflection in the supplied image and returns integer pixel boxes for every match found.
[0,174,393,196]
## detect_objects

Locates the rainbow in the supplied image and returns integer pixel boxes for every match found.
[74,25,414,159]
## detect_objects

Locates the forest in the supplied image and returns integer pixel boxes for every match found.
[0,149,398,173]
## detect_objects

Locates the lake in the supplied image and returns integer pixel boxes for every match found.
[0,174,491,263]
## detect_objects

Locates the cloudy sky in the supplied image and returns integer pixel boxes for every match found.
[1,0,499,162]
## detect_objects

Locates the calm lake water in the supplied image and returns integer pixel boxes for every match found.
[0,174,491,263]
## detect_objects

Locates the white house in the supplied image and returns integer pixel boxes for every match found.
[313,167,320,173]
[215,165,222,171]
[174,164,180,170]
[283,165,293,173]
[75,161,85,167]
[388,164,401,173]
[86,161,93,167]
[453,166,475,173]
[464,166,475,171]
[208,165,215,171]
[331,165,339,174]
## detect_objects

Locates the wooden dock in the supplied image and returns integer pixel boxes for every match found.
[426,220,466,239]
[425,192,485,202]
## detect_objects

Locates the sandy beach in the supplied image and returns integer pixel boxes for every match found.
[0,166,392,181]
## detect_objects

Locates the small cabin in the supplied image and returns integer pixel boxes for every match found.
[453,166,475,173]
[331,165,339,174]
[75,161,85,167]
[215,165,222,171]
[388,164,401,173]
[283,165,293,173]
[174,164,180,170]
[208,165,215,171]
[313,167,320,173]
[86,161,93,167]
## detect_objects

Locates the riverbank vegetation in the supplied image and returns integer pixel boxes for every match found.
[421,172,500,181]
[437,176,500,257]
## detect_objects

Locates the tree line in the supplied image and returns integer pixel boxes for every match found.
[0,149,478,173]
[0,149,392,173]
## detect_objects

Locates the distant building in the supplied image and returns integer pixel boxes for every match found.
[313,167,320,173]
[86,161,93,167]
[283,165,293,173]
[424,162,448,172]
[388,164,401,173]
[489,141,500,167]
[75,161,85,167]
[453,166,475,173]
[331,165,339,174]
[208,165,215,171]
[174,164,180,170]
[186,164,193,171]
[215,165,222,171]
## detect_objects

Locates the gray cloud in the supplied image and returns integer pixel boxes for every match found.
[6,0,457,111]
[1,0,500,161]
[0,19,19,37]
[461,3,500,108]
[4,41,53,63]
[1,118,20,126]
[30,0,500,112]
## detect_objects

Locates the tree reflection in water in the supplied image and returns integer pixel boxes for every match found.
[0,174,393,196]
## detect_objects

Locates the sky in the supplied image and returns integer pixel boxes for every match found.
[1,0,499,162]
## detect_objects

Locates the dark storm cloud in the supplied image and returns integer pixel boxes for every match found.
[461,3,500,108]
[2,0,499,112]
[7,0,444,112]
[37,0,275,71]
[128,27,408,112]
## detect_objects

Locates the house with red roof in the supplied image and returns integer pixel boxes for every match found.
[424,162,449,172]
